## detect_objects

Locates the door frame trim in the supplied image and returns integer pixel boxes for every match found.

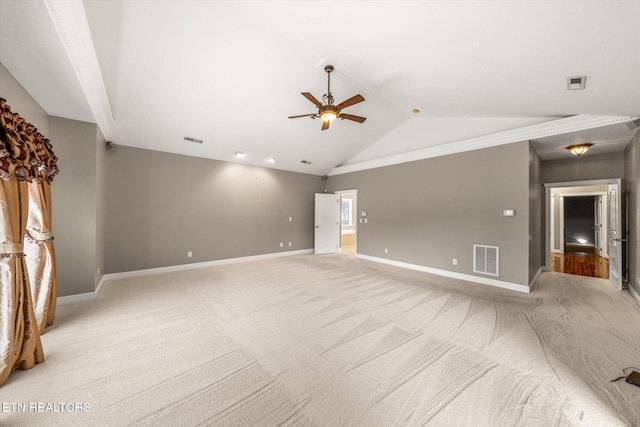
[544,178,622,288]
[335,189,358,255]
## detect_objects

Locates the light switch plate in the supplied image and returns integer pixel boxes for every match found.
[503,209,515,217]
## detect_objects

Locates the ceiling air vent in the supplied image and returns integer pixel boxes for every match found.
[474,245,499,276]
[567,76,587,90]
[184,136,203,143]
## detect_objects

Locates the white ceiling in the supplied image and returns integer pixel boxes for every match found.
[1,1,639,176]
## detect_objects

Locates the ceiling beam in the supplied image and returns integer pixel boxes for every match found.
[43,0,113,136]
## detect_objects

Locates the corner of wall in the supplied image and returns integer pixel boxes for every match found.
[95,127,106,290]
[624,130,640,302]
[529,142,543,284]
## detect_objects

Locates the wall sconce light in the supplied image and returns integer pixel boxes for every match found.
[566,143,593,156]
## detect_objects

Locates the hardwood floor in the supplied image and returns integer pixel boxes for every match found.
[340,233,355,256]
[551,252,609,279]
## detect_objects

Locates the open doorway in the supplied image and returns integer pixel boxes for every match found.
[545,179,623,289]
[550,189,608,279]
[335,190,357,256]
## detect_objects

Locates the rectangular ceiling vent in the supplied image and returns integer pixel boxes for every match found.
[567,76,587,90]
[473,245,499,276]
[184,136,203,144]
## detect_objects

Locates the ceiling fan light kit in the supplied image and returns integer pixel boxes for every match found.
[320,105,338,122]
[289,64,367,130]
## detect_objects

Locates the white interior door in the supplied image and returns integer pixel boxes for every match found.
[608,184,622,290]
[314,193,340,254]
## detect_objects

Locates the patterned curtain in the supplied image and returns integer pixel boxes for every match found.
[0,98,58,386]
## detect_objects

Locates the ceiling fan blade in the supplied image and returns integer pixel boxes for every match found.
[340,113,367,123]
[321,120,330,131]
[301,92,323,108]
[336,94,365,110]
[288,113,317,119]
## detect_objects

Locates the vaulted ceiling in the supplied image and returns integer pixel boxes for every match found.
[1,1,639,176]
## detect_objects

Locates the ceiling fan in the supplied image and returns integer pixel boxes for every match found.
[288,65,366,130]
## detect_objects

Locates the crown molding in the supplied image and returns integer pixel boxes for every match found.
[329,115,638,176]
[43,0,113,136]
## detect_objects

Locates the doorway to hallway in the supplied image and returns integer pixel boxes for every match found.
[545,179,623,289]
[336,190,357,256]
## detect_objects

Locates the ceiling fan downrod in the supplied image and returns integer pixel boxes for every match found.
[324,65,334,105]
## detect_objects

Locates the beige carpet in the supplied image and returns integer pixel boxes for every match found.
[2,254,639,426]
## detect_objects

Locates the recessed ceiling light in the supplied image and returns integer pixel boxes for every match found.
[412,109,420,114]
[235,151,244,157]
[301,160,312,164]
[267,157,276,163]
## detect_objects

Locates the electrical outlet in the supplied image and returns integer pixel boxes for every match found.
[453,258,458,265]
[97,267,100,275]
[288,242,292,247]
[384,248,388,254]
[288,217,292,222]
[279,242,283,248]
[187,251,192,258]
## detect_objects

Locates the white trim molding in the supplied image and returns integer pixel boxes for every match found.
[529,267,545,292]
[355,254,531,293]
[629,283,640,307]
[57,249,313,306]
[329,115,638,176]
[57,291,99,306]
[43,0,114,136]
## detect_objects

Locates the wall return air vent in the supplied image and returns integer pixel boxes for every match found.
[474,245,499,276]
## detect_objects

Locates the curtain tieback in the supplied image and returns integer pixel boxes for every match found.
[0,243,25,257]
[26,230,54,242]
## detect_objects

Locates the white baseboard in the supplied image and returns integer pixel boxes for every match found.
[57,249,313,306]
[57,291,98,306]
[628,283,640,307]
[355,254,531,294]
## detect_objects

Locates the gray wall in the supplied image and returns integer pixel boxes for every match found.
[104,146,324,273]
[541,151,625,183]
[49,116,102,296]
[624,131,639,298]
[529,143,543,282]
[327,141,532,287]
[2,62,106,297]
[0,62,48,135]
